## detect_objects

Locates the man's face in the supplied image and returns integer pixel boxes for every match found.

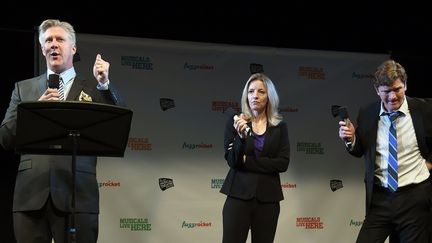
[41,26,76,73]
[376,78,406,112]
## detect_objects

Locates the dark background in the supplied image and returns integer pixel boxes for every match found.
[1,3,431,242]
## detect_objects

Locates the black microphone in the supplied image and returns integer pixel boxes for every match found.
[48,74,60,89]
[331,105,352,149]
[223,107,253,137]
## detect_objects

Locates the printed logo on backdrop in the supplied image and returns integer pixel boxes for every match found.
[182,220,212,229]
[281,182,297,189]
[160,98,175,111]
[279,106,299,113]
[99,179,121,188]
[212,101,240,113]
[297,142,324,154]
[184,62,215,70]
[298,66,326,80]
[211,178,225,189]
[121,56,153,70]
[352,72,374,80]
[120,218,152,231]
[296,217,324,229]
[349,219,363,227]
[128,137,152,151]
[250,63,264,74]
[159,178,174,191]
[182,142,213,150]
[330,179,343,192]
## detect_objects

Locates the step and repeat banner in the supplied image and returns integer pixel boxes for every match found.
[39,34,389,243]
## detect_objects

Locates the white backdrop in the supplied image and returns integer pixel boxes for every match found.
[38,34,389,243]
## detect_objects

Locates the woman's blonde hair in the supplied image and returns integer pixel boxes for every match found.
[240,73,283,127]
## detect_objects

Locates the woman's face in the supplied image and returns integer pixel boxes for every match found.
[247,80,268,114]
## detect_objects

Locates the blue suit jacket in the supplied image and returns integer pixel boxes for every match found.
[0,74,124,213]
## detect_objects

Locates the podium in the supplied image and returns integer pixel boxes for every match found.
[15,101,133,243]
[15,101,132,156]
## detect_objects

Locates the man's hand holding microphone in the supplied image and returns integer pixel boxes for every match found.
[338,119,355,150]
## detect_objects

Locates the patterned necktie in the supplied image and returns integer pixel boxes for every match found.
[387,112,400,192]
[58,77,65,101]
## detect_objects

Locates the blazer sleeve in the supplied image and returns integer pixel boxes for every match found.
[349,106,367,158]
[243,122,290,174]
[90,81,126,107]
[421,99,432,162]
[0,82,20,150]
[223,116,247,169]
[97,82,126,107]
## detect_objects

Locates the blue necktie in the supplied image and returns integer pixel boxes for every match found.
[387,112,400,192]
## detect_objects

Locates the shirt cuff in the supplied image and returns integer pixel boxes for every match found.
[97,80,110,90]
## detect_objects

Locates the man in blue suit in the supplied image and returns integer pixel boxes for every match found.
[0,19,124,243]
[338,59,432,243]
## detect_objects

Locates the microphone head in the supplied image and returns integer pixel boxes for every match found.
[338,106,349,119]
[331,105,349,119]
[331,105,342,117]
[48,74,60,89]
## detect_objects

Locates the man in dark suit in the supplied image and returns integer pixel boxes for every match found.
[0,19,124,243]
[338,59,432,243]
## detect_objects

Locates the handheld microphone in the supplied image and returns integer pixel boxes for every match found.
[48,74,60,89]
[223,107,253,137]
[331,105,352,149]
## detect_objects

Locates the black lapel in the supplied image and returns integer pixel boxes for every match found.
[37,74,48,97]
[261,125,273,155]
[66,76,85,101]
[408,97,427,152]
[366,103,381,163]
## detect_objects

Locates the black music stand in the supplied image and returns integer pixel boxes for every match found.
[15,101,133,243]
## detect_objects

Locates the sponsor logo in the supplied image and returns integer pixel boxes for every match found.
[250,63,264,74]
[181,220,212,229]
[279,106,299,113]
[297,142,324,154]
[182,142,213,149]
[330,179,343,192]
[352,72,374,79]
[281,182,297,189]
[349,219,363,227]
[160,98,175,111]
[99,179,121,188]
[128,137,152,151]
[159,178,174,191]
[121,56,153,70]
[212,101,240,113]
[298,66,326,80]
[120,218,152,231]
[184,62,214,70]
[211,179,225,189]
[296,217,324,229]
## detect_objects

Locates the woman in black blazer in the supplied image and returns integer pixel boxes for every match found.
[220,73,290,243]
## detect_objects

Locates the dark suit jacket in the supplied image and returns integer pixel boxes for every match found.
[349,97,432,214]
[0,74,125,213]
[220,118,290,202]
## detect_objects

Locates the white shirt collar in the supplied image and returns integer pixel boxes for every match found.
[379,96,408,117]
